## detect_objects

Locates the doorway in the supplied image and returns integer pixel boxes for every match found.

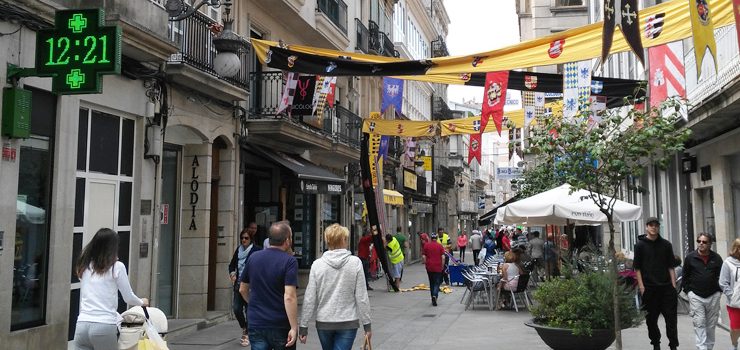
[158,146,181,316]
[207,138,227,310]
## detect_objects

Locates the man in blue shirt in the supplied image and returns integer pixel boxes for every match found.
[240,221,299,350]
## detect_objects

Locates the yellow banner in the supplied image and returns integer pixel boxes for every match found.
[251,0,733,78]
[689,0,718,78]
[403,170,417,190]
[421,156,432,171]
[362,119,437,137]
[368,112,382,187]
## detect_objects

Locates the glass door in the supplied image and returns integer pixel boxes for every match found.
[158,146,181,315]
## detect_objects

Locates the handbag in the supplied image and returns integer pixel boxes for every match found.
[360,334,372,350]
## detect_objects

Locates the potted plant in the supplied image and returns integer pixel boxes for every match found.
[526,269,642,350]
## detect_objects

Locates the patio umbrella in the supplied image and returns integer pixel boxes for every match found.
[496,184,641,225]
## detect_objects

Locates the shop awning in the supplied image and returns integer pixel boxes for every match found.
[478,196,519,226]
[250,146,345,194]
[383,189,404,206]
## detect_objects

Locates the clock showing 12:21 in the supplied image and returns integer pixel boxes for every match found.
[35,8,121,95]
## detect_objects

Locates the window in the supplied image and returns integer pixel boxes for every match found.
[556,0,584,6]
[11,87,56,330]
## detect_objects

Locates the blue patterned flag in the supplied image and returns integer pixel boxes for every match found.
[381,77,404,115]
[562,61,591,121]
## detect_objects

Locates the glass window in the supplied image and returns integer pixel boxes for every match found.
[12,87,56,330]
[556,0,583,6]
[89,111,120,175]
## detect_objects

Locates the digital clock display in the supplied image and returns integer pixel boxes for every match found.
[35,9,121,95]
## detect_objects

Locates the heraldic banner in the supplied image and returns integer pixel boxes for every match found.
[362,119,437,137]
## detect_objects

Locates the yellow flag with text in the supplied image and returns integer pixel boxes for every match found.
[689,0,718,78]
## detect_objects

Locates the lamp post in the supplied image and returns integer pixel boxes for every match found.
[165,0,245,78]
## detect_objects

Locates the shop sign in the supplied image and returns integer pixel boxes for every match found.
[403,169,417,190]
[495,166,523,180]
[298,180,344,194]
[413,202,433,213]
[188,156,199,230]
[421,156,432,171]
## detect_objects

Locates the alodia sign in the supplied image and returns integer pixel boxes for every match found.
[35,9,121,94]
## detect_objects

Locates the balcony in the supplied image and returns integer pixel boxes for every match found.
[432,95,453,120]
[317,0,348,33]
[316,0,350,48]
[247,71,361,162]
[431,36,449,58]
[684,24,740,144]
[368,20,398,58]
[166,11,250,101]
[380,31,399,58]
[355,18,369,53]
[435,166,456,188]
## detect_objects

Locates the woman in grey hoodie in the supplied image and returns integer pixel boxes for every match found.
[299,224,372,350]
[719,238,740,350]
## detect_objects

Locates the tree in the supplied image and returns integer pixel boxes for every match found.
[523,98,691,349]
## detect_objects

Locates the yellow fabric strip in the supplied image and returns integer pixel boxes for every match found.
[251,0,733,76]
[362,119,438,137]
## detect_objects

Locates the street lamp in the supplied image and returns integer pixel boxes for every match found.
[165,0,245,78]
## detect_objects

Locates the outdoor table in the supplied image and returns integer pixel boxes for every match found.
[474,270,500,310]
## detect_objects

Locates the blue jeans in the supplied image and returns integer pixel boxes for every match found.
[316,328,358,350]
[249,328,296,350]
[427,271,443,299]
[232,283,248,329]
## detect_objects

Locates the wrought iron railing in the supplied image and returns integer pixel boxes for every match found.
[368,20,381,54]
[317,0,348,33]
[380,31,398,58]
[431,36,449,57]
[355,18,369,53]
[685,25,740,108]
[248,71,361,149]
[167,11,250,89]
[432,95,453,120]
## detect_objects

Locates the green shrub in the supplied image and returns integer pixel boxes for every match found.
[531,271,642,336]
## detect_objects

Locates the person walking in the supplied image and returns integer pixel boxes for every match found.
[457,231,468,263]
[394,228,408,281]
[682,232,723,350]
[528,231,545,274]
[240,221,299,350]
[470,230,483,266]
[73,228,148,350]
[385,234,404,292]
[228,223,262,347]
[634,217,679,350]
[299,224,372,350]
[423,232,446,306]
[357,229,374,291]
[719,238,740,350]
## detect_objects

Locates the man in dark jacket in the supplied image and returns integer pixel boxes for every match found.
[634,217,679,350]
[682,232,723,350]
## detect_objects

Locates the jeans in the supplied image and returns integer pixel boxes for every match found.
[233,283,248,329]
[643,285,679,348]
[472,249,480,266]
[459,246,466,262]
[427,271,443,299]
[688,291,721,350]
[316,328,358,350]
[249,328,296,350]
[74,321,118,350]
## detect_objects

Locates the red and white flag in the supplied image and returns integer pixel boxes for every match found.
[277,72,299,115]
[468,133,481,165]
[648,42,685,107]
[481,71,509,135]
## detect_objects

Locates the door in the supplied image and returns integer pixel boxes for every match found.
[158,146,181,315]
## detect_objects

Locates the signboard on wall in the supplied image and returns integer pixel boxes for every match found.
[495,167,523,180]
[403,169,417,190]
[298,180,343,194]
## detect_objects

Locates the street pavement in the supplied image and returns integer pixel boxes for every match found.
[168,251,734,350]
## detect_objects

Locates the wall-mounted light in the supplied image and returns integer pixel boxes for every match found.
[682,154,697,174]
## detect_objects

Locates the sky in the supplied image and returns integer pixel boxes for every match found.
[443,0,520,104]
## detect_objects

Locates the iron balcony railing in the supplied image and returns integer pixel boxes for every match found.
[685,25,740,106]
[248,71,362,149]
[167,10,250,89]
[380,31,399,58]
[432,95,453,120]
[368,20,381,54]
[355,18,369,53]
[317,0,348,33]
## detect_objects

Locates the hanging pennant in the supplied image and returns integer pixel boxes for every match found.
[468,133,481,165]
[481,71,509,135]
[292,75,317,116]
[277,72,299,115]
[602,0,645,65]
[562,61,591,121]
[381,77,404,115]
[689,0,718,79]
[326,76,337,107]
[648,42,686,107]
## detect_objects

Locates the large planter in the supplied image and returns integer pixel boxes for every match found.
[525,320,615,350]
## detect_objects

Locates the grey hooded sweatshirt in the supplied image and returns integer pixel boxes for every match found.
[299,249,371,336]
[719,256,740,303]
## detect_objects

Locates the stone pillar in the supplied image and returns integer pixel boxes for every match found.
[214,145,236,311]
[178,143,211,318]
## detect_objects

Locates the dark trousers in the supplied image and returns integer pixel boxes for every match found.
[642,285,679,348]
[359,257,371,285]
[458,246,466,262]
[232,283,248,329]
[472,249,481,266]
[427,271,443,299]
[248,328,296,350]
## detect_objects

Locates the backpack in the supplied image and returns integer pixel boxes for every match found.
[730,266,740,308]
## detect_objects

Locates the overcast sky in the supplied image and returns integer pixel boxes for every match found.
[443,0,520,104]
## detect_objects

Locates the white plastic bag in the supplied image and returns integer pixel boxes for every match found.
[478,247,487,261]
[143,319,168,350]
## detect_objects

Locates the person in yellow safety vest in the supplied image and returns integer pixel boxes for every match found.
[437,228,451,285]
[385,234,404,292]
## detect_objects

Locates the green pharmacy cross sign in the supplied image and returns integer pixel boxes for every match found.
[35,9,121,94]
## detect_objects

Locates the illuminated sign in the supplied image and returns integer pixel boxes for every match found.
[35,9,121,94]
